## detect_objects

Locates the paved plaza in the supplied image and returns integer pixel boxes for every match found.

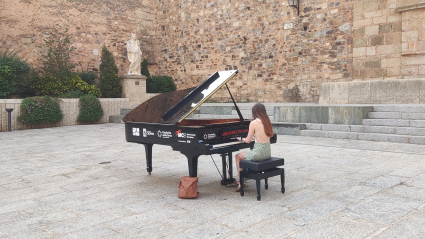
[1,124,425,238]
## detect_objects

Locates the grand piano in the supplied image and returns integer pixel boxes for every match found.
[124,70,276,185]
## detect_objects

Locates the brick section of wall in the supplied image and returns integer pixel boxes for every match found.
[154,0,353,103]
[0,0,157,76]
[352,0,403,79]
[0,98,129,131]
[352,0,425,80]
[398,1,425,76]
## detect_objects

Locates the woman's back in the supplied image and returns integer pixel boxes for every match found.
[252,118,270,143]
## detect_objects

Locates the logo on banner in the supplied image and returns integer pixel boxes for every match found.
[175,129,186,138]
[203,133,216,139]
[158,130,172,138]
[142,128,154,137]
[132,128,140,136]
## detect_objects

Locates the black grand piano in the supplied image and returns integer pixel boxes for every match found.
[124,70,276,185]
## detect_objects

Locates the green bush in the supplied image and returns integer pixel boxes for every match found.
[57,90,85,98]
[62,75,101,97]
[140,59,175,93]
[0,51,32,98]
[141,58,150,77]
[38,25,75,81]
[77,95,104,123]
[147,76,176,93]
[29,75,101,97]
[29,76,64,96]
[77,71,97,85]
[0,65,15,98]
[17,96,63,125]
[99,46,121,98]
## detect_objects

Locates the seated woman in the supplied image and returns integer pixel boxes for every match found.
[235,103,274,192]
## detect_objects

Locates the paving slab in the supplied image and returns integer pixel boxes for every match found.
[1,124,425,238]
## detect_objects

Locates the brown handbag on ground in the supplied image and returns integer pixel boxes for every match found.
[178,176,199,199]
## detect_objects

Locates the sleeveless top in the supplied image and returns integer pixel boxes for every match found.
[244,119,271,161]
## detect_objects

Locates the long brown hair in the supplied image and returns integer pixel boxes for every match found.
[252,103,273,137]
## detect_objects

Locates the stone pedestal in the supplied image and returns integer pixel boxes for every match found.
[121,75,148,107]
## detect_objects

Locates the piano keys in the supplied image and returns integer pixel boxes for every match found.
[124,70,276,185]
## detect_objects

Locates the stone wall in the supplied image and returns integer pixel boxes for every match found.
[0,0,157,75]
[154,0,354,103]
[352,0,425,79]
[320,78,425,103]
[1,0,425,103]
[0,98,130,131]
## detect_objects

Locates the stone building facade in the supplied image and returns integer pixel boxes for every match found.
[1,0,424,103]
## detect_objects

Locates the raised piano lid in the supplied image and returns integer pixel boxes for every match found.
[162,70,238,123]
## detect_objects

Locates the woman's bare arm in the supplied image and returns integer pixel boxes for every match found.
[239,121,257,143]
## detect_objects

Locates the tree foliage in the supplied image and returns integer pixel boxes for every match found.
[30,75,101,97]
[141,58,150,77]
[147,76,176,93]
[99,45,121,98]
[142,59,176,93]
[38,25,75,81]
[77,70,97,85]
[0,50,31,98]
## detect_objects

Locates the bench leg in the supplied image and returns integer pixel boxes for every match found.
[256,179,261,201]
[281,168,285,194]
[240,176,244,197]
[264,178,268,190]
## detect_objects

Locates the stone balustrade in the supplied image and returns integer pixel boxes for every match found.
[0,98,130,132]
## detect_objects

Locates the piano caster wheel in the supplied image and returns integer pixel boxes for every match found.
[265,184,268,190]
[257,195,261,201]
[240,191,244,197]
[148,172,151,175]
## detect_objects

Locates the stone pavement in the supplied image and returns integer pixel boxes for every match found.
[1,124,425,238]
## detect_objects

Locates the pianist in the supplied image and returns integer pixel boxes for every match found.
[234,103,273,192]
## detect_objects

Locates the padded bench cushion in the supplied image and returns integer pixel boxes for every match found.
[240,157,285,172]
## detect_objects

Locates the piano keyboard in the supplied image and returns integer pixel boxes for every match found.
[212,140,250,148]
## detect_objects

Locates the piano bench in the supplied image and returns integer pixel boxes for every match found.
[239,157,285,201]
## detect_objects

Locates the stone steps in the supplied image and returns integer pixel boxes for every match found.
[300,105,425,145]
[300,130,425,144]
[362,119,425,127]
[304,123,425,136]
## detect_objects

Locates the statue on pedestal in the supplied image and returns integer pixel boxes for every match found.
[126,33,142,75]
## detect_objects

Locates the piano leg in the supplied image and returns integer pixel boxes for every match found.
[143,143,153,175]
[221,154,227,181]
[228,152,234,181]
[187,155,199,177]
[220,152,236,185]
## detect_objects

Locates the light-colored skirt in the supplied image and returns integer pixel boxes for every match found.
[244,142,271,161]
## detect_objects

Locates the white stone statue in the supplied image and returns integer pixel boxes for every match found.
[126,33,142,75]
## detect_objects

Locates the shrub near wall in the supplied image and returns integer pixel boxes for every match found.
[77,95,104,123]
[17,96,63,124]
[30,75,101,97]
[147,76,176,93]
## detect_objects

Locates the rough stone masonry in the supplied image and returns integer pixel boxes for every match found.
[1,0,424,103]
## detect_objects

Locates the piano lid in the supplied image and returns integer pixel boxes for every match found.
[162,70,238,123]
